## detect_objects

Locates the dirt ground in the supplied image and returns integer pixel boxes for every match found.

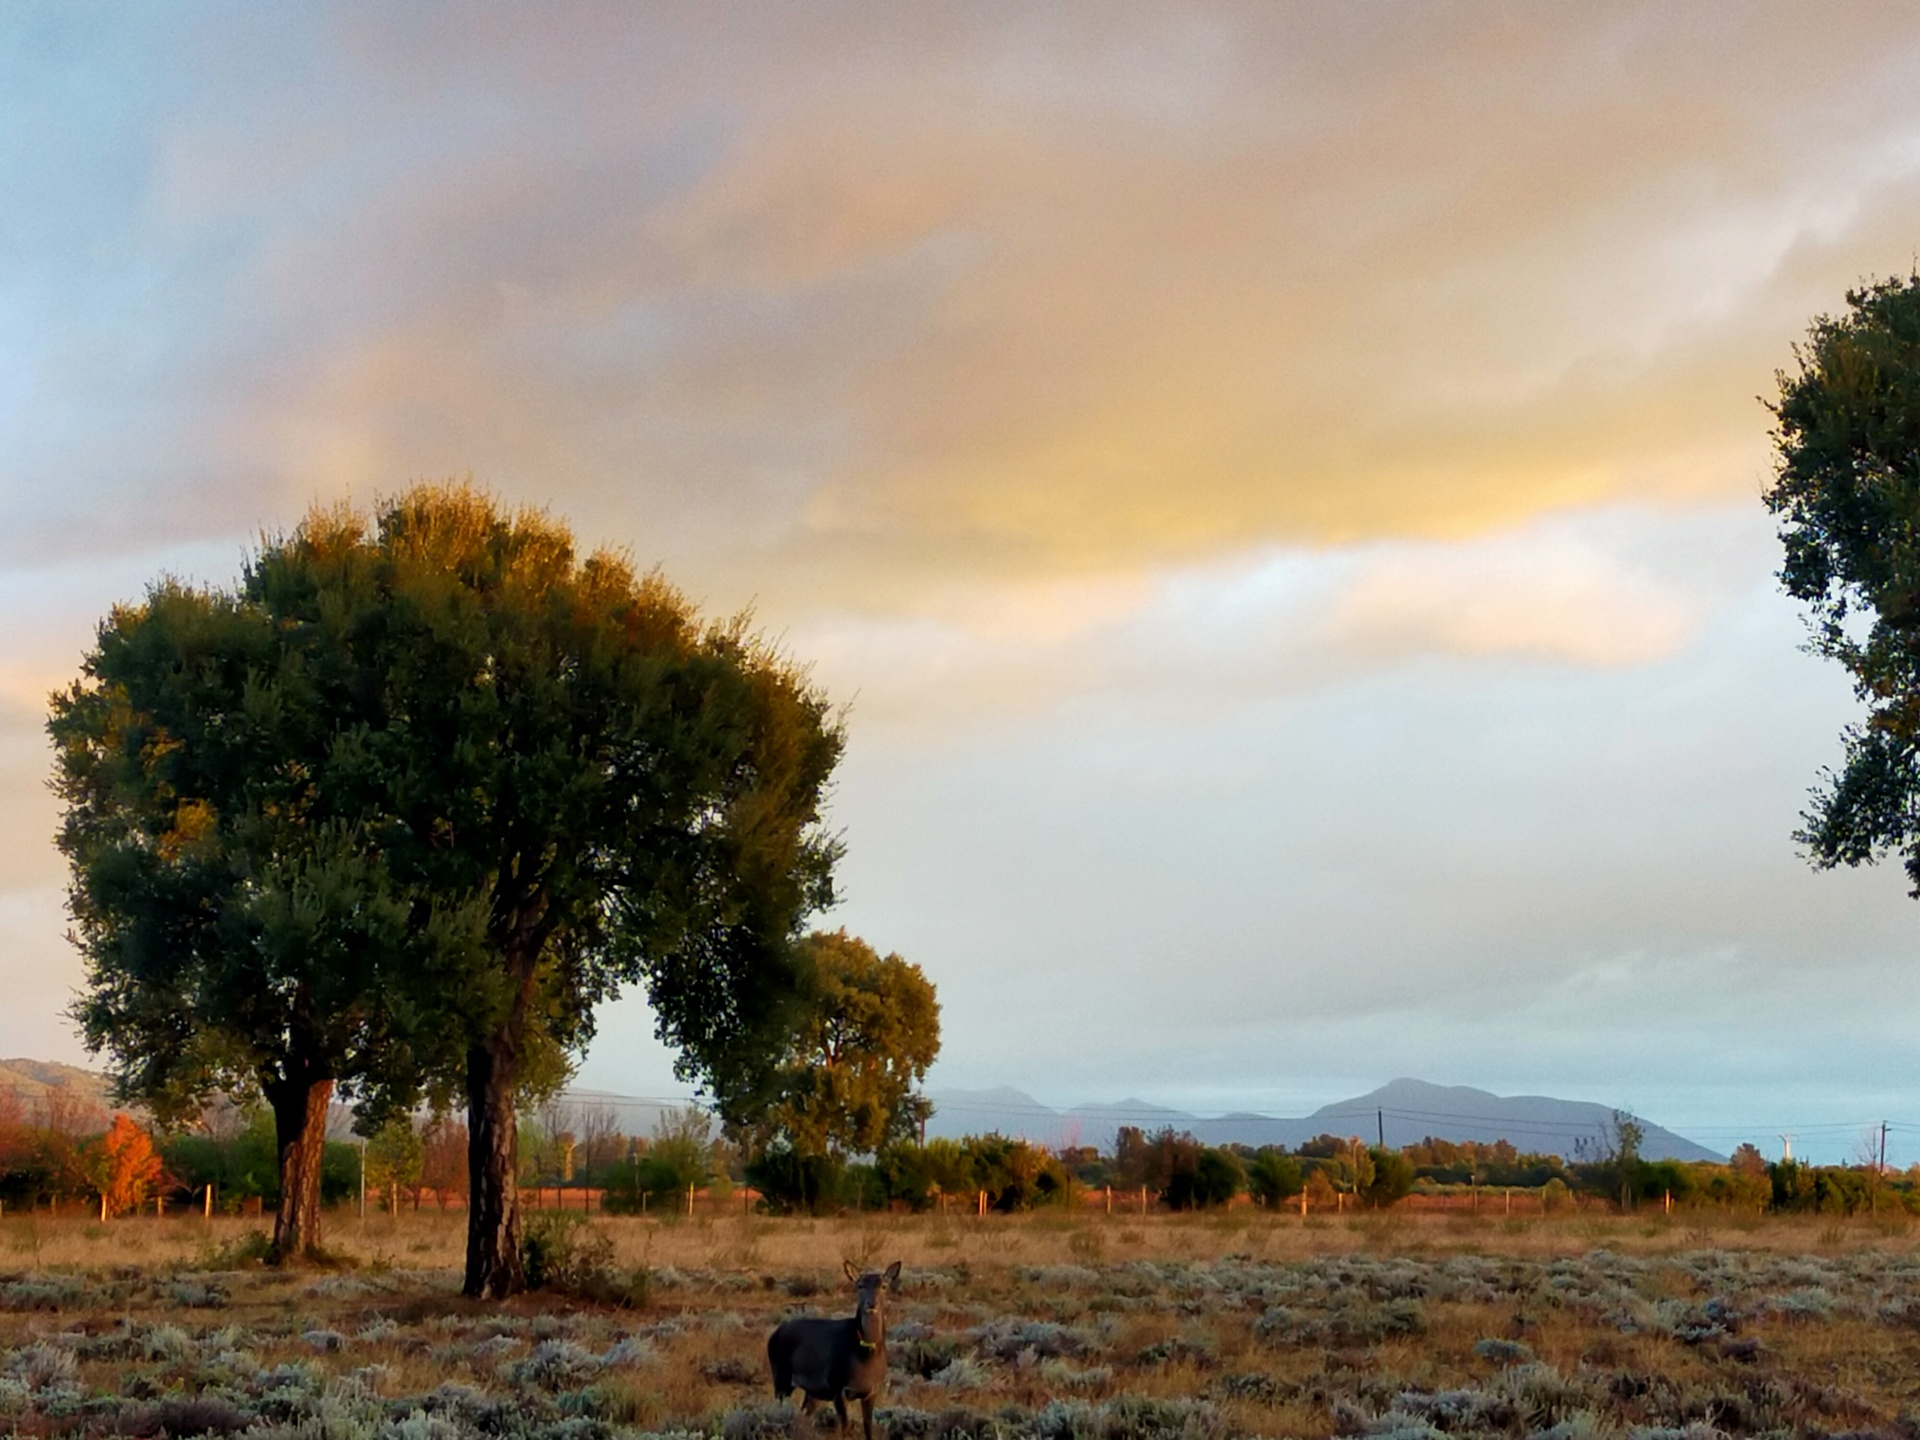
[0,1207,1913,1439]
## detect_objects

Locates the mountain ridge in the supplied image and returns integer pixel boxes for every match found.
[926,1076,1722,1162]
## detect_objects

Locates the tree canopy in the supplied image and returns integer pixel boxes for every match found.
[54,485,845,1293]
[1766,274,1920,889]
[756,929,939,1158]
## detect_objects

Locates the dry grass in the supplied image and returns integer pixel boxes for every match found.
[0,1209,1911,1437]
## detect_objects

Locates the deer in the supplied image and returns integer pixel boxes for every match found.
[767,1259,902,1440]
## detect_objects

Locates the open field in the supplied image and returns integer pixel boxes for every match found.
[0,1210,1915,1439]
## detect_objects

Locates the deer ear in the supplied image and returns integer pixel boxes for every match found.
[844,1260,859,1282]
[884,1260,902,1289]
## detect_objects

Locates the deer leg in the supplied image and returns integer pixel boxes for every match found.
[860,1394,874,1440]
[834,1395,850,1432]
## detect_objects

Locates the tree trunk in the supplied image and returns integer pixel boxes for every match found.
[265,1075,333,1265]
[464,1033,525,1298]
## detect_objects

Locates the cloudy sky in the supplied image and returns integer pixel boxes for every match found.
[7,3,1920,1161]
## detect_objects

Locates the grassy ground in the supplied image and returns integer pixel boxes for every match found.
[0,1208,1914,1439]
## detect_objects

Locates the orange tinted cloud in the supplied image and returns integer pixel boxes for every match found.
[15,5,1920,609]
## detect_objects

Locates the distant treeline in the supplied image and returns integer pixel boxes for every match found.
[0,1090,1906,1223]
[751,1127,1920,1217]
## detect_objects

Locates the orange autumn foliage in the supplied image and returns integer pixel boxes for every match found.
[93,1114,163,1217]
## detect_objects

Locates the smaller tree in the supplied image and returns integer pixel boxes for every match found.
[92,1115,163,1217]
[1304,1168,1338,1209]
[364,1115,424,1214]
[1116,1126,1202,1200]
[647,1107,715,1198]
[1182,1152,1244,1205]
[1609,1111,1645,1211]
[419,1116,469,1210]
[1246,1150,1303,1208]
[757,932,939,1160]
[1361,1147,1415,1208]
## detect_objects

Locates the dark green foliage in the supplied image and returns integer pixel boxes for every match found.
[1770,1159,1876,1215]
[1401,1136,1568,1187]
[1765,274,1920,890]
[1113,1126,1200,1197]
[1245,1150,1303,1208]
[873,1140,938,1209]
[1293,1134,1348,1159]
[519,1212,646,1303]
[1634,1158,1695,1206]
[1166,1148,1242,1211]
[746,1143,846,1215]
[244,489,842,1109]
[963,1133,1074,1211]
[49,575,447,1255]
[1361,1147,1415,1208]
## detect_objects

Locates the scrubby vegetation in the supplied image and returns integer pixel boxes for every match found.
[0,1208,1908,1438]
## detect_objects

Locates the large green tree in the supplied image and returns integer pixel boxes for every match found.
[254,488,842,1296]
[1766,274,1920,886]
[57,486,843,1296]
[51,582,475,1262]
[755,929,939,1159]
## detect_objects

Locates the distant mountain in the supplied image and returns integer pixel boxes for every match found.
[0,1058,117,1114]
[925,1077,1721,1162]
[919,1086,1064,1143]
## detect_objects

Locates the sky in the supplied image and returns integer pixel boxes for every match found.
[6,3,1920,1163]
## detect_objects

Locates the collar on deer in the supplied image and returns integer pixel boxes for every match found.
[856,1337,877,1353]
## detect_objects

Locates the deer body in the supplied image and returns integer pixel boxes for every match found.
[769,1260,901,1440]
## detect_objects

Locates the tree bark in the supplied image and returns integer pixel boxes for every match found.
[265,1074,334,1265]
[464,1032,525,1298]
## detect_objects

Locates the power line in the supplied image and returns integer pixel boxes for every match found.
[541,1087,1913,1153]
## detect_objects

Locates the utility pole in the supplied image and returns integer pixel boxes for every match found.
[1377,1109,1385,1149]
[357,1140,366,1219]
[1874,1121,1889,1213]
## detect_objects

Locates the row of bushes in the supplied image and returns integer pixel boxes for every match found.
[740,1132,1419,1215]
